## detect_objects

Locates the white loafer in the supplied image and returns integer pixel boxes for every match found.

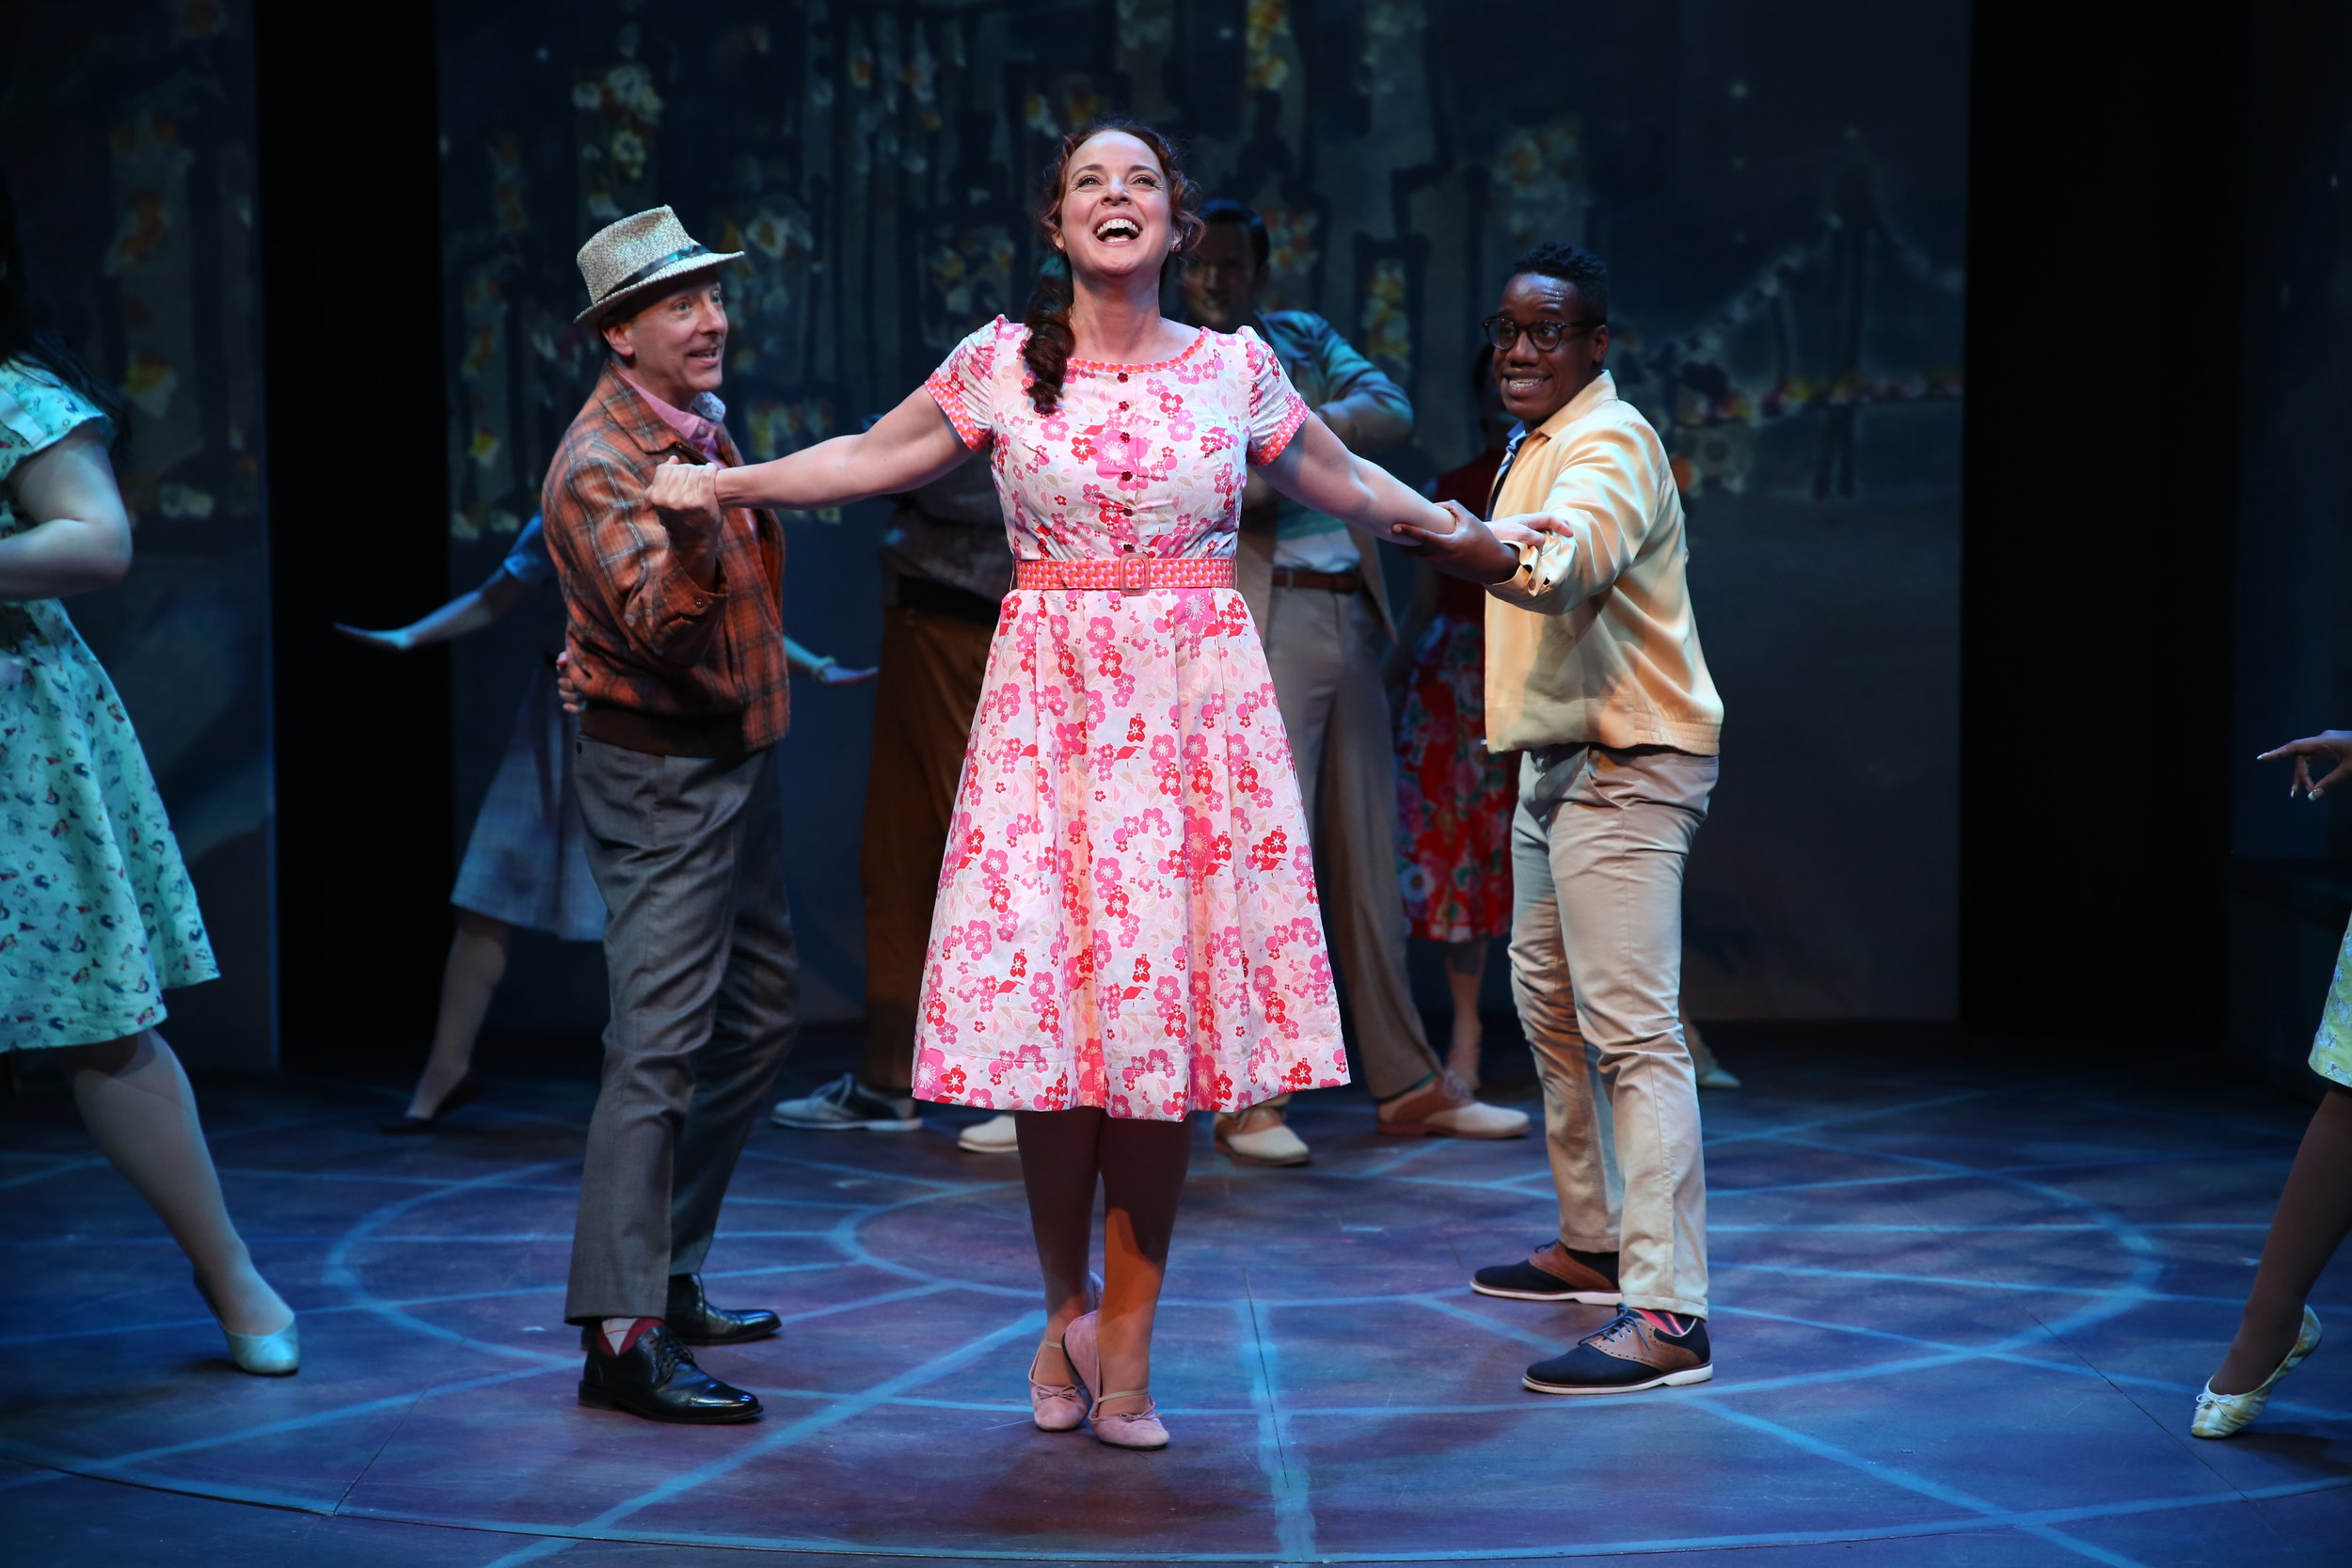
[2192,1307,2321,1438]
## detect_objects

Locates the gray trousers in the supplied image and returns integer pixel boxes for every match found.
[564,736,800,1323]
[1262,586,1443,1101]
[1509,743,1716,1318]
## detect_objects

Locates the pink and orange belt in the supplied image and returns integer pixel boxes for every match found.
[1014,557,1234,594]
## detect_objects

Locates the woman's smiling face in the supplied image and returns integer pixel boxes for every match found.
[1054,130,1175,283]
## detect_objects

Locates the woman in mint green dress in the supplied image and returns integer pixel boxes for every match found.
[1,185,295,1374]
[2192,725,2352,1436]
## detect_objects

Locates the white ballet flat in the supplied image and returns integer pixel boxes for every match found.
[193,1270,300,1376]
[223,1317,299,1376]
[2192,1307,2319,1438]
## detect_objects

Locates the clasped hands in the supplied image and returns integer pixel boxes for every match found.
[1389,499,1572,585]
[645,456,724,532]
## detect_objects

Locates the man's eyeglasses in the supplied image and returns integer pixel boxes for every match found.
[1482,316,1602,352]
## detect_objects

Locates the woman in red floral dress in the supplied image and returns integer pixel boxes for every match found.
[649,119,1494,1449]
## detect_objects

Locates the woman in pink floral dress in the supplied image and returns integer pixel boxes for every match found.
[649,119,1491,1449]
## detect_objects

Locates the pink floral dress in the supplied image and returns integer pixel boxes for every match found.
[911,318,1349,1120]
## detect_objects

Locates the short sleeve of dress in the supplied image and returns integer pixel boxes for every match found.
[0,359,115,485]
[1239,327,1311,467]
[924,318,1013,452]
[500,514,556,588]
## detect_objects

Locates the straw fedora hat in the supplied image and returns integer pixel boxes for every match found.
[574,206,743,327]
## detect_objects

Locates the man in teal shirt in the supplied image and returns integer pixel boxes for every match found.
[1183,199,1529,1163]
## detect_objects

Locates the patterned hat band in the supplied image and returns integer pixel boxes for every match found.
[602,244,714,301]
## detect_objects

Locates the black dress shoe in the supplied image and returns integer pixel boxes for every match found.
[379,1072,481,1135]
[578,1323,762,1423]
[665,1273,782,1345]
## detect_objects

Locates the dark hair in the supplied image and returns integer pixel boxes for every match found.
[1505,241,1610,322]
[1199,198,1270,268]
[1020,117,1204,416]
[0,170,120,435]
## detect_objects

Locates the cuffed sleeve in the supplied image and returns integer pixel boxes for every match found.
[0,364,113,461]
[925,318,1010,451]
[1240,328,1311,465]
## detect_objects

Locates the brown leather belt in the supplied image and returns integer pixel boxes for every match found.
[1268,567,1364,594]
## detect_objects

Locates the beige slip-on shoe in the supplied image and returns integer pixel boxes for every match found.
[957,1113,1019,1153]
[1215,1103,1311,1165]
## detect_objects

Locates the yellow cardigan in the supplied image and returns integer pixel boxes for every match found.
[1483,371,1724,756]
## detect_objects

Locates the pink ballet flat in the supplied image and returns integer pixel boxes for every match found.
[1028,1339,1086,1432]
[1061,1309,1170,1450]
[1029,1275,1103,1433]
[1086,1391,1168,1449]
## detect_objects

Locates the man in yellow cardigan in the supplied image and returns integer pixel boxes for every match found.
[1395,241,1724,1396]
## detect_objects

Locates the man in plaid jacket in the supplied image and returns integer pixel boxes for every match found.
[540,207,797,1425]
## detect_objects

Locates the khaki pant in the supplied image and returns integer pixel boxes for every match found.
[1509,743,1716,1318]
[860,604,996,1092]
[1262,585,1443,1100]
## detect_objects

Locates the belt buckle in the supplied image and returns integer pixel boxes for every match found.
[1116,554,1150,596]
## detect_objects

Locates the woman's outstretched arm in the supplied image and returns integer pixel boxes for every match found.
[1255,416,1434,538]
[334,564,532,651]
[1258,417,1518,583]
[649,386,973,528]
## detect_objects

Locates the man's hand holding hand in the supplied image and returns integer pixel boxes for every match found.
[645,456,724,589]
[1485,510,1579,550]
[1388,499,1522,584]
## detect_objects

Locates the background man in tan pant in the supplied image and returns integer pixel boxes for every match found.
[1184,199,1527,1164]
[1402,242,1724,1396]
[768,461,1022,1154]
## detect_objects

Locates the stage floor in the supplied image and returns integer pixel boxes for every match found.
[3,1037,2347,1566]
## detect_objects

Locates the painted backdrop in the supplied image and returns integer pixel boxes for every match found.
[435,0,1968,1030]
[3,1,274,1069]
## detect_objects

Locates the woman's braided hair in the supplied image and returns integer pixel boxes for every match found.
[1020,118,1203,416]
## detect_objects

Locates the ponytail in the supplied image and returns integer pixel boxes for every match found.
[1021,253,1075,417]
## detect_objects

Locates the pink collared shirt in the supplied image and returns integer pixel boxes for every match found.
[617,371,724,462]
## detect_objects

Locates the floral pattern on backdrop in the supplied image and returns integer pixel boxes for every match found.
[434,0,1975,1022]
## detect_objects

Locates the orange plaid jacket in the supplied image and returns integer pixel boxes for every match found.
[541,366,788,756]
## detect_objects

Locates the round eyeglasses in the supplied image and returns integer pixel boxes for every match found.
[1481,316,1602,352]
